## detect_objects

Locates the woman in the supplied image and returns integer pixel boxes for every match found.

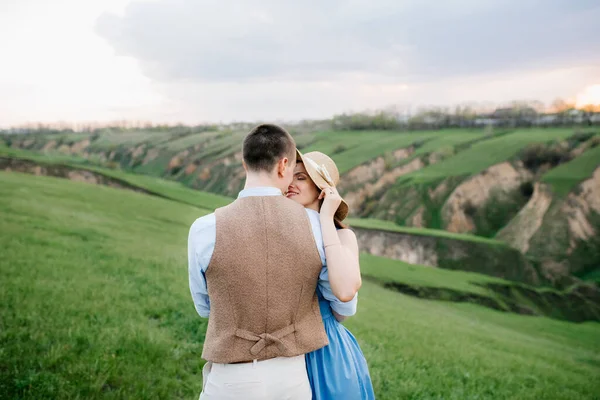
[286,150,375,400]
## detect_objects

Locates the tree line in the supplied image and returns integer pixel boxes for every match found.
[331,100,600,131]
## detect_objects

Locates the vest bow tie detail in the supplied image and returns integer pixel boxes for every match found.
[235,324,296,356]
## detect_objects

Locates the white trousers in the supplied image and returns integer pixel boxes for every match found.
[199,355,312,400]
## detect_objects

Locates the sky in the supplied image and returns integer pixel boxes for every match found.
[1,0,599,127]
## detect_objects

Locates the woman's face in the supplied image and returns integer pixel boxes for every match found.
[286,161,320,211]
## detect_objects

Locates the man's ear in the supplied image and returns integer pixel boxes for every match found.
[277,157,289,178]
[242,160,248,172]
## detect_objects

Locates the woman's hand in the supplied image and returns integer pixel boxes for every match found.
[318,186,342,219]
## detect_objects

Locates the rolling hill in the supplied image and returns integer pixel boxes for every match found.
[1,170,599,399]
[2,125,600,287]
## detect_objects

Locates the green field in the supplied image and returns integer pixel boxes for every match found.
[359,254,600,322]
[0,146,233,211]
[0,143,93,165]
[348,217,504,246]
[360,253,508,296]
[412,131,486,156]
[302,129,487,174]
[542,144,600,196]
[87,131,176,151]
[158,131,223,152]
[34,132,94,144]
[188,130,247,162]
[303,130,435,173]
[399,129,577,185]
[1,171,599,399]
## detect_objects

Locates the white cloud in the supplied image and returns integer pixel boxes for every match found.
[146,64,600,124]
[1,0,599,126]
[0,0,165,126]
[96,0,600,83]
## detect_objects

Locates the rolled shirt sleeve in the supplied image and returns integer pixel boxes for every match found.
[318,267,358,316]
[305,208,359,317]
[188,213,216,318]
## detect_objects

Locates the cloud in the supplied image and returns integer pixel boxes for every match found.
[96,0,600,84]
[139,64,600,124]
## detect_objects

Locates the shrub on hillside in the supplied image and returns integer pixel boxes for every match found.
[519,143,571,172]
[568,131,594,147]
[569,212,600,280]
[332,144,347,154]
[472,187,533,238]
[383,151,394,171]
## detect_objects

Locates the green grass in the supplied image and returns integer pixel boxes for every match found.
[186,130,247,162]
[330,132,437,174]
[0,146,233,211]
[1,172,599,399]
[303,130,414,172]
[360,253,507,297]
[358,254,600,323]
[0,144,92,165]
[349,282,600,399]
[400,128,577,185]
[580,268,600,284]
[29,132,94,144]
[0,172,208,399]
[87,131,175,150]
[348,217,505,246]
[159,131,223,152]
[292,132,317,149]
[84,167,233,210]
[412,131,484,156]
[542,144,600,196]
[303,130,479,174]
[304,130,383,155]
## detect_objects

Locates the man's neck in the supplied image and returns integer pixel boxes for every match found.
[243,173,281,192]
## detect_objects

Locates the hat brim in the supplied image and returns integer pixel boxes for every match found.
[296,149,349,222]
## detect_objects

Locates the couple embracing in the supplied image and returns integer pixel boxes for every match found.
[188,124,375,399]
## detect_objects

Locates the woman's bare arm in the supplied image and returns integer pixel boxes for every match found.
[320,218,362,302]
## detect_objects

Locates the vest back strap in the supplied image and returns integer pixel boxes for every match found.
[235,324,296,356]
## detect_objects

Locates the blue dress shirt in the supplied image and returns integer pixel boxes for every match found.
[188,186,358,318]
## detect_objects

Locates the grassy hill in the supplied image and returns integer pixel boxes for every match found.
[0,148,539,286]
[360,254,600,322]
[395,129,576,185]
[0,145,232,211]
[541,143,600,196]
[349,218,540,285]
[1,171,599,399]
[348,217,504,245]
[2,126,600,286]
[364,129,595,232]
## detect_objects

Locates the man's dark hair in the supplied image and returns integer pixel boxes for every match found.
[243,124,296,172]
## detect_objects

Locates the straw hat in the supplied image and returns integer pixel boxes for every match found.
[295,149,349,222]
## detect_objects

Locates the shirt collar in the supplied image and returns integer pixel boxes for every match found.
[305,208,320,217]
[237,186,283,199]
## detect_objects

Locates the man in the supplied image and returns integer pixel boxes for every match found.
[188,124,357,399]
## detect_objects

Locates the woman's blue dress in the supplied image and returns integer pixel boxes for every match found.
[305,290,376,399]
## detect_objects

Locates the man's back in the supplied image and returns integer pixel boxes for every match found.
[202,195,328,363]
[191,123,326,399]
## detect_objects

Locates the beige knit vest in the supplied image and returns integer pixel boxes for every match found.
[201,195,328,363]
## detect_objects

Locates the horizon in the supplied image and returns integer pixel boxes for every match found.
[3,95,598,132]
